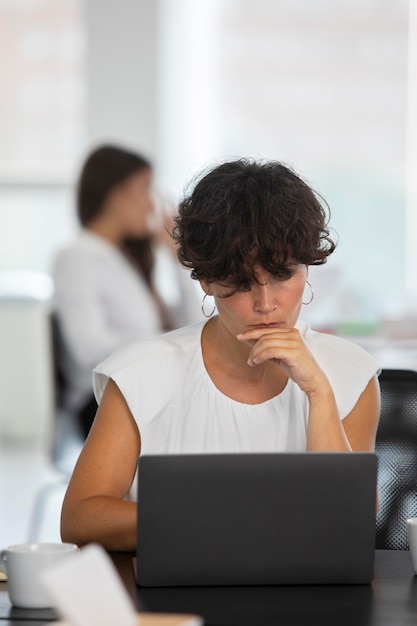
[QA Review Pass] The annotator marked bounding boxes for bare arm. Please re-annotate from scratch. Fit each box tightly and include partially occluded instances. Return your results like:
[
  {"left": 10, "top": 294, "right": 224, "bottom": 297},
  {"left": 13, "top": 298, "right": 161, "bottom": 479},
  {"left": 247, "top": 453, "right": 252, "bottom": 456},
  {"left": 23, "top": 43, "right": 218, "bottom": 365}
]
[
  {"left": 306, "top": 374, "right": 380, "bottom": 451},
  {"left": 61, "top": 380, "right": 141, "bottom": 551}
]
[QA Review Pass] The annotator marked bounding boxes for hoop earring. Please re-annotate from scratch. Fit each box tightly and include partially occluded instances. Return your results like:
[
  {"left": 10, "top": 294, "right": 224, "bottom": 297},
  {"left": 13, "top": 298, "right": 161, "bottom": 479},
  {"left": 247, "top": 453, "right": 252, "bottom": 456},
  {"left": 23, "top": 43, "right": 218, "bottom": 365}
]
[
  {"left": 302, "top": 280, "right": 314, "bottom": 305},
  {"left": 201, "top": 294, "right": 216, "bottom": 318}
]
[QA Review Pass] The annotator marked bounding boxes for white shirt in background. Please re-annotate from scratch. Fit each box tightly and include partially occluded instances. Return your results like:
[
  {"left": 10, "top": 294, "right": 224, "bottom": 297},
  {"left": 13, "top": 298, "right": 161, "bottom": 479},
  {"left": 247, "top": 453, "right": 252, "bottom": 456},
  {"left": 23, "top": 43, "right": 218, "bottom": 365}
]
[{"left": 53, "top": 229, "right": 202, "bottom": 412}]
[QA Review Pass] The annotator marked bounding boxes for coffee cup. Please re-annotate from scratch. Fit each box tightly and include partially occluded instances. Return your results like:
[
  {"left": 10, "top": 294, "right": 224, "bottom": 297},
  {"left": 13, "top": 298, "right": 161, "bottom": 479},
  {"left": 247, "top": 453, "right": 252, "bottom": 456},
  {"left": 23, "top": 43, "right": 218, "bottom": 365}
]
[
  {"left": 407, "top": 518, "right": 417, "bottom": 574},
  {"left": 0, "top": 542, "right": 78, "bottom": 608}
]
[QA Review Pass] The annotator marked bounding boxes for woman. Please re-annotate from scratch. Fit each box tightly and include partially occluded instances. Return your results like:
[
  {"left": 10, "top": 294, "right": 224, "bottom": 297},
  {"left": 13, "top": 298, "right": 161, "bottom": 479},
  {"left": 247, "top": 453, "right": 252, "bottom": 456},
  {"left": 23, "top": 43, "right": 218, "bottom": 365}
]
[
  {"left": 53, "top": 144, "right": 201, "bottom": 437},
  {"left": 61, "top": 159, "right": 380, "bottom": 550}
]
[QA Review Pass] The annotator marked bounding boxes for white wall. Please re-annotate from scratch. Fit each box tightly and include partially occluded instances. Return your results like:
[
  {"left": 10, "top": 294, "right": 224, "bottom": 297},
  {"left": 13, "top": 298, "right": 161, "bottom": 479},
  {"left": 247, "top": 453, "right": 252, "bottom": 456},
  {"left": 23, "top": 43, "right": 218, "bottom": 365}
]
[
  {"left": 0, "top": 299, "right": 54, "bottom": 441},
  {"left": 84, "top": 0, "right": 158, "bottom": 159}
]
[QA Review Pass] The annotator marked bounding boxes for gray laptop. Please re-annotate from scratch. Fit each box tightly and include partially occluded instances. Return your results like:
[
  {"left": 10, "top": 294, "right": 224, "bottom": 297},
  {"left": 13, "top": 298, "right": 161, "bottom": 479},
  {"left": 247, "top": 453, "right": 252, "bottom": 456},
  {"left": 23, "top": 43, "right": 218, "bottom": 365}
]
[{"left": 136, "top": 452, "right": 377, "bottom": 587}]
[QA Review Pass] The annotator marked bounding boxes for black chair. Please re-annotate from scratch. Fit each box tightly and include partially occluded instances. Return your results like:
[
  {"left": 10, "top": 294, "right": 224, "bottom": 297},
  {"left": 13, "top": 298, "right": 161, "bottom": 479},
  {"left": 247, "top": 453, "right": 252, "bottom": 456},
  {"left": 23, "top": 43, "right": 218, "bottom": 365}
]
[{"left": 375, "top": 368, "right": 417, "bottom": 550}]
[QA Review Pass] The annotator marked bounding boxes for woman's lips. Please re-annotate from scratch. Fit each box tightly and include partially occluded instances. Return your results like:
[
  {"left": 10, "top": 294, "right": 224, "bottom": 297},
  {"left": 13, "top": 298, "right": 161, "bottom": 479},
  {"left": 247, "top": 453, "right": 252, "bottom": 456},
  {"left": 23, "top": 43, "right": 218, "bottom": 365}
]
[{"left": 250, "top": 322, "right": 282, "bottom": 329}]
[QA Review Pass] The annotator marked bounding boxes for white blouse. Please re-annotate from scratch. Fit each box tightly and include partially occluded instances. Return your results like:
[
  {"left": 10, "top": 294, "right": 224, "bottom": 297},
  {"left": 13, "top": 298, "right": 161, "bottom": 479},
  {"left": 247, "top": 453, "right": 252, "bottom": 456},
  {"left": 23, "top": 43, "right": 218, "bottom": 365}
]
[
  {"left": 93, "top": 319, "right": 380, "bottom": 455},
  {"left": 53, "top": 229, "right": 202, "bottom": 411}
]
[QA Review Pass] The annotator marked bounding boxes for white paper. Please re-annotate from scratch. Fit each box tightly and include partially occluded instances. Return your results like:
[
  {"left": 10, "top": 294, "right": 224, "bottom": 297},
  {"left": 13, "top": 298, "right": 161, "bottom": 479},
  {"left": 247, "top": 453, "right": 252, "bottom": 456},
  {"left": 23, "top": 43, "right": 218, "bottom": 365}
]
[{"left": 40, "top": 543, "right": 138, "bottom": 626}]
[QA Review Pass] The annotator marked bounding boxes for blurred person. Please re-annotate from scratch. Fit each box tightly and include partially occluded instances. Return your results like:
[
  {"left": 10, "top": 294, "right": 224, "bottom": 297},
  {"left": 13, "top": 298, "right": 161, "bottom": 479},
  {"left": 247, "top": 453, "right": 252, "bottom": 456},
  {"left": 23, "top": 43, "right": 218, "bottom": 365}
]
[
  {"left": 61, "top": 158, "right": 380, "bottom": 550},
  {"left": 53, "top": 144, "right": 202, "bottom": 438}
]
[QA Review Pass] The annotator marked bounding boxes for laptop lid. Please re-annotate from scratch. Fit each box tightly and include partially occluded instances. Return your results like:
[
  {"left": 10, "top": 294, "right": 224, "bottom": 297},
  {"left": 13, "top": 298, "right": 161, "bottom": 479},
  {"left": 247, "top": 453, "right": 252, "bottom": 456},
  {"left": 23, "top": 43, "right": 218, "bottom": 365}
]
[{"left": 136, "top": 452, "right": 377, "bottom": 587}]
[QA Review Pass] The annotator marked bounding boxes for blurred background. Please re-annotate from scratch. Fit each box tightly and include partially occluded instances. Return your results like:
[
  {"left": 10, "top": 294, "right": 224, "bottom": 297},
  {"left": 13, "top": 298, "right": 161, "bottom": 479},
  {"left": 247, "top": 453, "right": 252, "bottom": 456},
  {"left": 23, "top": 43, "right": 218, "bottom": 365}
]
[{"left": 0, "top": 0, "right": 416, "bottom": 544}]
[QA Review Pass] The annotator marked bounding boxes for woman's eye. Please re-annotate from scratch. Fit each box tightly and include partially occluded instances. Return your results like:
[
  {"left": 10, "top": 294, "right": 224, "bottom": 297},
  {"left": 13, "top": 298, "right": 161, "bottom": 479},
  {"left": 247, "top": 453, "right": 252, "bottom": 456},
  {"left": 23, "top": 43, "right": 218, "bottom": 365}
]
[
  {"left": 217, "top": 290, "right": 236, "bottom": 298},
  {"left": 217, "top": 283, "right": 251, "bottom": 298},
  {"left": 215, "top": 284, "right": 237, "bottom": 298},
  {"left": 271, "top": 269, "right": 294, "bottom": 281}
]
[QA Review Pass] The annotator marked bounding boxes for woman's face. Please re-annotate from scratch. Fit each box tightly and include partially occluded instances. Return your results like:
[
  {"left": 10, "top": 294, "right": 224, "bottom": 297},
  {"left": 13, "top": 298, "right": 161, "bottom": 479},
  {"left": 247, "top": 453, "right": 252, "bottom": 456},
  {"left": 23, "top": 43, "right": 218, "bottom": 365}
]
[
  {"left": 113, "top": 168, "right": 155, "bottom": 238},
  {"left": 201, "top": 264, "right": 308, "bottom": 341}
]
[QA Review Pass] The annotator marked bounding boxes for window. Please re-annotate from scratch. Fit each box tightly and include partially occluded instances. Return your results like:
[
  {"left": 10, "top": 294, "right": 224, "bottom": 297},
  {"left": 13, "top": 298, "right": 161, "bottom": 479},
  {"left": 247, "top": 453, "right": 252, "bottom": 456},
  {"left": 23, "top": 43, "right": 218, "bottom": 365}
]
[
  {"left": 158, "top": 0, "right": 412, "bottom": 329},
  {"left": 0, "top": 0, "right": 86, "bottom": 282}
]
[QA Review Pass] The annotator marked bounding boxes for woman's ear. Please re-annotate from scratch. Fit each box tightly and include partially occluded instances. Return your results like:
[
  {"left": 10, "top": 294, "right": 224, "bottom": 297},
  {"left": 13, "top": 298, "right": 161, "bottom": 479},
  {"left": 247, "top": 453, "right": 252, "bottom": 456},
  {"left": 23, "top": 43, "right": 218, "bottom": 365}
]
[{"left": 199, "top": 280, "right": 213, "bottom": 296}]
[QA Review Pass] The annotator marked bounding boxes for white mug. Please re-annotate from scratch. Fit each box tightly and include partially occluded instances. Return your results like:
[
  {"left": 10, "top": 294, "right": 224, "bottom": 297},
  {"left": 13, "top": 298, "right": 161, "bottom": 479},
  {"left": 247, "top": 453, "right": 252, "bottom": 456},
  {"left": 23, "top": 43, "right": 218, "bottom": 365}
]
[
  {"left": 407, "top": 518, "right": 417, "bottom": 574},
  {"left": 0, "top": 542, "right": 78, "bottom": 608}
]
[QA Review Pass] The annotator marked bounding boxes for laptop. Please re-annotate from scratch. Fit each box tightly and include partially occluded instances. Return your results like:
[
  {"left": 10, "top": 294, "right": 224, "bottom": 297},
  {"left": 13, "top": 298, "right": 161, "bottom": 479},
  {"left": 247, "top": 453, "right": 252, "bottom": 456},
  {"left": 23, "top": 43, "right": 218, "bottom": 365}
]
[{"left": 135, "top": 452, "right": 377, "bottom": 587}]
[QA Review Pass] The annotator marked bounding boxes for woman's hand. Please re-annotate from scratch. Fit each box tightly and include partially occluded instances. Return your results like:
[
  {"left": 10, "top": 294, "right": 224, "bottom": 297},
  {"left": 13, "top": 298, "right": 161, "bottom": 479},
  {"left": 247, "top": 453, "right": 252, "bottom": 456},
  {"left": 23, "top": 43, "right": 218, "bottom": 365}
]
[
  {"left": 238, "top": 326, "right": 380, "bottom": 454},
  {"left": 237, "top": 326, "right": 331, "bottom": 399}
]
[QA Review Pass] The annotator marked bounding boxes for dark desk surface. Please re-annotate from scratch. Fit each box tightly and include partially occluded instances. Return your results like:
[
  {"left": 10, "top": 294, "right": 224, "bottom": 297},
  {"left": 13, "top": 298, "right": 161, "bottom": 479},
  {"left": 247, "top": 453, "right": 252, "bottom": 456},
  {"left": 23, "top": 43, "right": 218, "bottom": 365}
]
[{"left": 1, "top": 550, "right": 416, "bottom": 626}]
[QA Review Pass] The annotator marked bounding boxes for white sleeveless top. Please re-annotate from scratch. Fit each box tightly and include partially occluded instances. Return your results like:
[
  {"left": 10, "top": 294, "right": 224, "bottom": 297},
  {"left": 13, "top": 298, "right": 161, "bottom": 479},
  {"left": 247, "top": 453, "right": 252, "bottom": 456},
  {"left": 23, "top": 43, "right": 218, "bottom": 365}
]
[{"left": 93, "top": 320, "right": 380, "bottom": 455}]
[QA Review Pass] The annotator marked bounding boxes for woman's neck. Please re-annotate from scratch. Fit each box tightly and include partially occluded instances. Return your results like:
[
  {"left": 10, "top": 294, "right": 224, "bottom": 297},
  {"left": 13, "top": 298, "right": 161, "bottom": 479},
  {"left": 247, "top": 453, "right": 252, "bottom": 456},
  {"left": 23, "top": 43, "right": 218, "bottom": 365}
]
[
  {"left": 201, "top": 317, "right": 288, "bottom": 403},
  {"left": 202, "top": 316, "right": 254, "bottom": 374},
  {"left": 85, "top": 217, "right": 123, "bottom": 246}
]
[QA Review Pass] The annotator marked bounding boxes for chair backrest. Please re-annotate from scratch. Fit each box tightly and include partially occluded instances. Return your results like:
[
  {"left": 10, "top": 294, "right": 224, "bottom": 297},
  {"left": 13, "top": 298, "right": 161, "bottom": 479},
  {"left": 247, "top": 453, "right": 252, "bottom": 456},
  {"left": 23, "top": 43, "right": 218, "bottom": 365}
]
[
  {"left": 48, "top": 311, "right": 83, "bottom": 472},
  {"left": 50, "top": 311, "right": 68, "bottom": 409},
  {"left": 375, "top": 368, "right": 417, "bottom": 549}
]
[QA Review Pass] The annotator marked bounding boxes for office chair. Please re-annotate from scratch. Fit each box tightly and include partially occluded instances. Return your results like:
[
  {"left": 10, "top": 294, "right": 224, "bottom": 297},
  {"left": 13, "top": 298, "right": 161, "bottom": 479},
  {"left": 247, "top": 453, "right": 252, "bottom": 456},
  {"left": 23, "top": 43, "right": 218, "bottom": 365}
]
[{"left": 375, "top": 368, "right": 417, "bottom": 550}]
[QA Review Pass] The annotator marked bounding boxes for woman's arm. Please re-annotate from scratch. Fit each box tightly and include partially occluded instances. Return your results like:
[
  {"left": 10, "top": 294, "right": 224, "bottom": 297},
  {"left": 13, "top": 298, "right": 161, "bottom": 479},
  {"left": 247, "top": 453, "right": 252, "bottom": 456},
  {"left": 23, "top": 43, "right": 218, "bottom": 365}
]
[
  {"left": 338, "top": 375, "right": 381, "bottom": 450},
  {"left": 306, "top": 374, "right": 380, "bottom": 451},
  {"left": 60, "top": 380, "right": 141, "bottom": 551}
]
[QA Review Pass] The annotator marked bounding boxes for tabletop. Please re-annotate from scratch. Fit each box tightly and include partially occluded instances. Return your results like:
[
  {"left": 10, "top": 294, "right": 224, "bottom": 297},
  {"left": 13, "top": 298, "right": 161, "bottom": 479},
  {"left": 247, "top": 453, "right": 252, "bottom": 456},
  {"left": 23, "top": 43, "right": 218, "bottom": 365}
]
[{"left": 1, "top": 550, "right": 417, "bottom": 626}]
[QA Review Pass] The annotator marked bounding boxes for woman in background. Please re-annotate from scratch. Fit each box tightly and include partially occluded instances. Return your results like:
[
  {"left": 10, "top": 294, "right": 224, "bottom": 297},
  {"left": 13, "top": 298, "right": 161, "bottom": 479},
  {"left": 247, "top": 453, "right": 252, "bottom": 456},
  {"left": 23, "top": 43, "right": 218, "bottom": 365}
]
[
  {"left": 61, "top": 158, "right": 380, "bottom": 550},
  {"left": 53, "top": 144, "right": 201, "bottom": 438}
]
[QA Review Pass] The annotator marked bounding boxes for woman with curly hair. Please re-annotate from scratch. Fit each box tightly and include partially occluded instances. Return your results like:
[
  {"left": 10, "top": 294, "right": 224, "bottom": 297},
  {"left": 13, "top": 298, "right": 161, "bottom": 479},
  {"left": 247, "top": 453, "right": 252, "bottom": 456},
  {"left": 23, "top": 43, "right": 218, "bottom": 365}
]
[{"left": 61, "top": 159, "right": 380, "bottom": 551}]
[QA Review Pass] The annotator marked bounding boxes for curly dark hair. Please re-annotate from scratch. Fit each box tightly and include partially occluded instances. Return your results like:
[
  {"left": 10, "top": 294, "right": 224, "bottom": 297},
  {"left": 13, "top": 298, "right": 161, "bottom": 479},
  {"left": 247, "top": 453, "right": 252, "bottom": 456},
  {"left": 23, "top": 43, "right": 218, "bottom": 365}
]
[{"left": 173, "top": 159, "right": 336, "bottom": 289}]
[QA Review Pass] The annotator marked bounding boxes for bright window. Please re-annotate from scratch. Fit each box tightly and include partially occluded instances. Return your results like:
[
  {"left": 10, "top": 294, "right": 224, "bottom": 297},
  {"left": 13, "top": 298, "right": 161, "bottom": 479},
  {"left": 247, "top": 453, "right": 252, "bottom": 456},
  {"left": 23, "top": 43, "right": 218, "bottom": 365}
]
[
  {"left": 0, "top": 0, "right": 85, "bottom": 281},
  {"left": 158, "top": 0, "right": 411, "bottom": 329}
]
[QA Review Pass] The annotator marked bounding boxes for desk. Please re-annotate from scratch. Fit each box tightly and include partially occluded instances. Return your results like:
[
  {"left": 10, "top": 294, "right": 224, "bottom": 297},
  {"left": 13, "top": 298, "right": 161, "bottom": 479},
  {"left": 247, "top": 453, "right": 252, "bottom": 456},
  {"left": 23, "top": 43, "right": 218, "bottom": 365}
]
[{"left": 1, "top": 550, "right": 416, "bottom": 626}]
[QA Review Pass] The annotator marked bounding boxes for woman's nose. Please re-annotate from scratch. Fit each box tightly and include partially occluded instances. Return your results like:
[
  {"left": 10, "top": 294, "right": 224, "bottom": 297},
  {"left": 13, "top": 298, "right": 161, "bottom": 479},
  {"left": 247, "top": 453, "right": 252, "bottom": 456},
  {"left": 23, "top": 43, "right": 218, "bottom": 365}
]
[{"left": 253, "top": 284, "right": 277, "bottom": 313}]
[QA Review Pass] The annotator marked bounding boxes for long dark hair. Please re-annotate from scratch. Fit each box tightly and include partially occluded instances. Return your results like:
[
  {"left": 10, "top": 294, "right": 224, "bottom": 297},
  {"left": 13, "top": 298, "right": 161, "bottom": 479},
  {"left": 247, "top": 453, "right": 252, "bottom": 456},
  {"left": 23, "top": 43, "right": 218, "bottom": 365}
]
[{"left": 77, "top": 144, "right": 154, "bottom": 286}]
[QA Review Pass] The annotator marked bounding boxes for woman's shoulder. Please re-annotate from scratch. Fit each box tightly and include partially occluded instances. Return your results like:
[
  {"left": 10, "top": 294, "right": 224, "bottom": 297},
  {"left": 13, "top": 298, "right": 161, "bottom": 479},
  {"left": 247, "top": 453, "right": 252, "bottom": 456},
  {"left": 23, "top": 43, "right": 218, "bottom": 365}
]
[
  {"left": 297, "top": 320, "right": 380, "bottom": 370},
  {"left": 54, "top": 232, "right": 132, "bottom": 290},
  {"left": 102, "top": 321, "right": 205, "bottom": 363},
  {"left": 296, "top": 320, "right": 380, "bottom": 419},
  {"left": 55, "top": 231, "right": 113, "bottom": 264},
  {"left": 54, "top": 232, "right": 100, "bottom": 279},
  {"left": 93, "top": 321, "right": 206, "bottom": 400}
]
